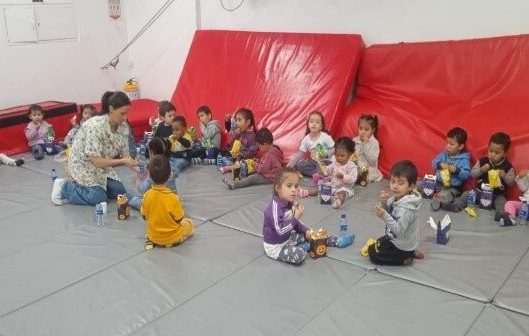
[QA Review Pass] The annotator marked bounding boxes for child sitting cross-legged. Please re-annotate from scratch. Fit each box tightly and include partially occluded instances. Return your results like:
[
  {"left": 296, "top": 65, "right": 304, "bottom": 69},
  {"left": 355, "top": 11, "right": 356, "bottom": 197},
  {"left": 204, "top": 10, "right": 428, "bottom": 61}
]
[
  {"left": 222, "top": 127, "right": 283, "bottom": 190},
  {"left": 141, "top": 154, "right": 194, "bottom": 250}
]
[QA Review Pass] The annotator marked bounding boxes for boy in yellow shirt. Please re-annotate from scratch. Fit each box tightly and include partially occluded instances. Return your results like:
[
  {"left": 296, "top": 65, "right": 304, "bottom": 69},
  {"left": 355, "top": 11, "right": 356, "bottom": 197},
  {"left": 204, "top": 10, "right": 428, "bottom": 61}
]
[{"left": 141, "top": 154, "right": 194, "bottom": 250}]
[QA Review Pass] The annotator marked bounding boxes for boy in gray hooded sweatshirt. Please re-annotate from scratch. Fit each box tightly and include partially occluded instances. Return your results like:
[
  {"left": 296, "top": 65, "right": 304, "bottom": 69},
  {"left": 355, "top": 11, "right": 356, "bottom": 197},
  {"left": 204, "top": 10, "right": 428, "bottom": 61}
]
[
  {"left": 370, "top": 160, "right": 424, "bottom": 265},
  {"left": 191, "top": 105, "right": 222, "bottom": 164}
]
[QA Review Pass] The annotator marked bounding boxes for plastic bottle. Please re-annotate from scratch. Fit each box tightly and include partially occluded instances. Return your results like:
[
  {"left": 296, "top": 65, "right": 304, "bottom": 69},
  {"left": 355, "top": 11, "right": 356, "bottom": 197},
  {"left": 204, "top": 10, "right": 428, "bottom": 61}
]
[
  {"left": 216, "top": 153, "right": 223, "bottom": 166},
  {"left": 467, "top": 189, "right": 477, "bottom": 206},
  {"left": 51, "top": 168, "right": 57, "bottom": 181},
  {"left": 230, "top": 117, "right": 237, "bottom": 133},
  {"left": 517, "top": 201, "right": 528, "bottom": 225},
  {"left": 240, "top": 159, "right": 248, "bottom": 178},
  {"left": 339, "top": 213, "right": 348, "bottom": 237},
  {"left": 95, "top": 203, "right": 104, "bottom": 226}
]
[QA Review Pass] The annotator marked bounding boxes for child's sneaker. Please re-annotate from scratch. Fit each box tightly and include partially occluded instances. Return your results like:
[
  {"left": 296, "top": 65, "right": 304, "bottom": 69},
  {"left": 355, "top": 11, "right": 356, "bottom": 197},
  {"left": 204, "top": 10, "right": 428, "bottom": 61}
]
[
  {"left": 430, "top": 198, "right": 441, "bottom": 211},
  {"left": 222, "top": 178, "right": 235, "bottom": 190},
  {"left": 331, "top": 196, "right": 342, "bottom": 209},
  {"left": 296, "top": 188, "right": 309, "bottom": 198},
  {"left": 51, "top": 178, "right": 66, "bottom": 205},
  {"left": 191, "top": 158, "right": 202, "bottom": 164},
  {"left": 299, "top": 241, "right": 311, "bottom": 252},
  {"left": 500, "top": 217, "right": 517, "bottom": 227},
  {"left": 144, "top": 238, "right": 155, "bottom": 250},
  {"left": 335, "top": 234, "right": 355, "bottom": 248},
  {"left": 15, "top": 159, "right": 24, "bottom": 166},
  {"left": 219, "top": 166, "right": 232, "bottom": 173}
]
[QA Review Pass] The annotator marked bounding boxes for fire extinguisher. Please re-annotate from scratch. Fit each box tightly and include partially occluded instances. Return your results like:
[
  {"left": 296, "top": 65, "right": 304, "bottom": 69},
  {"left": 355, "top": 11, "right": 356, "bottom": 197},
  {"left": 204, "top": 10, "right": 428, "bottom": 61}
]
[{"left": 124, "top": 78, "right": 139, "bottom": 100}]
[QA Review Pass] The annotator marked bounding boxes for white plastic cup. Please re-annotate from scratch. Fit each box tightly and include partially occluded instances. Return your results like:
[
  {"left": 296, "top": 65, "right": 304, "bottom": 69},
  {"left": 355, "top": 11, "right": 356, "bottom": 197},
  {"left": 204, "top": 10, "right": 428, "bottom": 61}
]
[{"left": 100, "top": 202, "right": 108, "bottom": 214}]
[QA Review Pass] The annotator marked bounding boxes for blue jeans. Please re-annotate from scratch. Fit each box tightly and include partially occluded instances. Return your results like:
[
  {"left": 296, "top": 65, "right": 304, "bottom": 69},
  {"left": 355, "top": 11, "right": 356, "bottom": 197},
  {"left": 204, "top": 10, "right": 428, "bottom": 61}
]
[
  {"left": 61, "top": 178, "right": 127, "bottom": 206},
  {"left": 31, "top": 143, "right": 60, "bottom": 160},
  {"left": 170, "top": 158, "right": 190, "bottom": 176}
]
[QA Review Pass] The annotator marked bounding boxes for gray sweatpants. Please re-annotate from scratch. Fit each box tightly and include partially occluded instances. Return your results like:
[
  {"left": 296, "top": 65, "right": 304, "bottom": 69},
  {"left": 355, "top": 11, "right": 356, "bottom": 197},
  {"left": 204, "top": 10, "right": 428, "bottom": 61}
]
[{"left": 232, "top": 173, "right": 269, "bottom": 189}]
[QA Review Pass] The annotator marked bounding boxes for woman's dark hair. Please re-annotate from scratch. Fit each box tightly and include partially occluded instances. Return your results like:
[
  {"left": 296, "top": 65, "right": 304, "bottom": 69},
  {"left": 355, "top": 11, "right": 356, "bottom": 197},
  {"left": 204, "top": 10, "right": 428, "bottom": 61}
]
[
  {"left": 273, "top": 167, "right": 299, "bottom": 196},
  {"left": 100, "top": 91, "right": 114, "bottom": 115},
  {"left": 358, "top": 114, "right": 379, "bottom": 138},
  {"left": 108, "top": 91, "right": 131, "bottom": 110},
  {"left": 197, "top": 105, "right": 211, "bottom": 116},
  {"left": 28, "top": 104, "right": 44, "bottom": 115},
  {"left": 148, "top": 137, "right": 171, "bottom": 157},
  {"left": 235, "top": 108, "right": 257, "bottom": 133},
  {"left": 334, "top": 137, "right": 355, "bottom": 154},
  {"left": 305, "top": 111, "right": 327, "bottom": 135}
]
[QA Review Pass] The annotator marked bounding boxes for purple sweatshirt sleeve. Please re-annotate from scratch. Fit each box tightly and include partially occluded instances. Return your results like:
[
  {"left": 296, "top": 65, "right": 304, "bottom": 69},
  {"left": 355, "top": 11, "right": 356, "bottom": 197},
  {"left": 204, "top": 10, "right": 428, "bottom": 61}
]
[{"left": 239, "top": 131, "right": 258, "bottom": 159}]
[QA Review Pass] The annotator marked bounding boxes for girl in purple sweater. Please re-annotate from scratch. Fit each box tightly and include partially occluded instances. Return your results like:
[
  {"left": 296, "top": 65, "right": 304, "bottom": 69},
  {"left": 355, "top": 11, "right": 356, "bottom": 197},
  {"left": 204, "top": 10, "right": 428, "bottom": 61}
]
[
  {"left": 262, "top": 167, "right": 354, "bottom": 265},
  {"left": 220, "top": 108, "right": 258, "bottom": 173},
  {"left": 223, "top": 128, "right": 283, "bottom": 189}
]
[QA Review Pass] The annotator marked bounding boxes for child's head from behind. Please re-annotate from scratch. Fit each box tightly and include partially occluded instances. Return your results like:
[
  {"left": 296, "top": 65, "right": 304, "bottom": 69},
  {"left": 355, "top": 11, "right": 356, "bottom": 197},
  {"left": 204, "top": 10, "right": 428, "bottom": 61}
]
[
  {"left": 148, "top": 137, "right": 170, "bottom": 158},
  {"left": 197, "top": 105, "right": 212, "bottom": 125},
  {"left": 273, "top": 167, "right": 300, "bottom": 203},
  {"left": 446, "top": 127, "right": 467, "bottom": 156},
  {"left": 305, "top": 111, "right": 325, "bottom": 135},
  {"left": 159, "top": 101, "right": 176, "bottom": 125},
  {"left": 80, "top": 104, "right": 97, "bottom": 122},
  {"left": 358, "top": 114, "right": 378, "bottom": 140},
  {"left": 149, "top": 154, "right": 171, "bottom": 185},
  {"left": 256, "top": 127, "right": 274, "bottom": 152},
  {"left": 172, "top": 115, "right": 187, "bottom": 135},
  {"left": 488, "top": 132, "right": 511, "bottom": 164},
  {"left": 234, "top": 108, "right": 256, "bottom": 133},
  {"left": 389, "top": 160, "right": 418, "bottom": 199},
  {"left": 334, "top": 137, "right": 355, "bottom": 165},
  {"left": 28, "top": 104, "right": 44, "bottom": 124}
]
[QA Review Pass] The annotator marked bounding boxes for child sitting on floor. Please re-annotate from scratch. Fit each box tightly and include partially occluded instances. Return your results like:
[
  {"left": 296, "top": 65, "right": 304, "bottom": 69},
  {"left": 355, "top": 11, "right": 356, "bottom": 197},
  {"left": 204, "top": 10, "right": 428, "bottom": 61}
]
[
  {"left": 128, "top": 137, "right": 177, "bottom": 210},
  {"left": 297, "top": 137, "right": 358, "bottom": 209},
  {"left": 153, "top": 101, "right": 175, "bottom": 139},
  {"left": 429, "top": 127, "right": 471, "bottom": 212},
  {"left": 190, "top": 105, "right": 222, "bottom": 164},
  {"left": 287, "top": 111, "right": 334, "bottom": 177},
  {"left": 169, "top": 116, "right": 193, "bottom": 176},
  {"left": 262, "top": 167, "right": 353, "bottom": 265},
  {"left": 63, "top": 104, "right": 97, "bottom": 146},
  {"left": 0, "top": 153, "right": 24, "bottom": 167},
  {"left": 495, "top": 169, "right": 529, "bottom": 226},
  {"left": 353, "top": 114, "right": 383, "bottom": 183},
  {"left": 141, "top": 154, "right": 194, "bottom": 250},
  {"left": 24, "top": 104, "right": 60, "bottom": 160},
  {"left": 456, "top": 132, "right": 515, "bottom": 212},
  {"left": 220, "top": 108, "right": 258, "bottom": 171},
  {"left": 370, "top": 160, "right": 424, "bottom": 266},
  {"left": 222, "top": 127, "right": 283, "bottom": 190}
]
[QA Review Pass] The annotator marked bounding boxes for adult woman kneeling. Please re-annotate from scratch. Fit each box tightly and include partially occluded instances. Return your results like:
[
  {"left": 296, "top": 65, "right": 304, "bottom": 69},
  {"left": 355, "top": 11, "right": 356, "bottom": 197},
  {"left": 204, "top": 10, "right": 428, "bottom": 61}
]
[{"left": 51, "top": 91, "right": 137, "bottom": 205}]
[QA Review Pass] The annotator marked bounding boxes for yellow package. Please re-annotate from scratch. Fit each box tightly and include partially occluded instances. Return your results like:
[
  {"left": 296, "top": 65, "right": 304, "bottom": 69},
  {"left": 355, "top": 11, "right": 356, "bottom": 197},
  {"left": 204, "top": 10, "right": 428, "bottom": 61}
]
[
  {"left": 246, "top": 159, "right": 256, "bottom": 174},
  {"left": 488, "top": 169, "right": 502, "bottom": 188},
  {"left": 440, "top": 168, "right": 451, "bottom": 188},
  {"left": 229, "top": 139, "right": 241, "bottom": 157}
]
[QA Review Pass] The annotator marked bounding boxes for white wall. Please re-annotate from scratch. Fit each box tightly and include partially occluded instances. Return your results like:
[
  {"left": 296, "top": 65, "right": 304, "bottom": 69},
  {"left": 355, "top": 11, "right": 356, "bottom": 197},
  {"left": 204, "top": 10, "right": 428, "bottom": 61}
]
[
  {"left": 123, "top": 0, "right": 196, "bottom": 102},
  {"left": 0, "top": 1, "right": 131, "bottom": 109},
  {"left": 199, "top": 0, "right": 529, "bottom": 45}
]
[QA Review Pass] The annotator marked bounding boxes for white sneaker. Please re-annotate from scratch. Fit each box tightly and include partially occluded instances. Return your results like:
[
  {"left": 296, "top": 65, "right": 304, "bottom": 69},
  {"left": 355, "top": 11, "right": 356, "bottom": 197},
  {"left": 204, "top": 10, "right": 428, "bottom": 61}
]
[{"left": 51, "top": 178, "right": 66, "bottom": 205}]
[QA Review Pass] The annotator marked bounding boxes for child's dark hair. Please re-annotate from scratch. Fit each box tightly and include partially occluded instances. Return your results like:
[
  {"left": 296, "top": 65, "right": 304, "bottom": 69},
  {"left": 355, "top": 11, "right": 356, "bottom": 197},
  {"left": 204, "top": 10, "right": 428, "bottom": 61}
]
[
  {"left": 158, "top": 100, "right": 176, "bottom": 117},
  {"left": 447, "top": 127, "right": 468, "bottom": 146},
  {"left": 489, "top": 132, "right": 511, "bottom": 152},
  {"left": 81, "top": 104, "right": 97, "bottom": 113},
  {"left": 359, "top": 114, "right": 378, "bottom": 138},
  {"left": 390, "top": 160, "right": 418, "bottom": 186},
  {"left": 28, "top": 104, "right": 43, "bottom": 115},
  {"left": 235, "top": 108, "right": 257, "bottom": 133},
  {"left": 305, "top": 111, "right": 327, "bottom": 135},
  {"left": 148, "top": 137, "right": 171, "bottom": 157},
  {"left": 173, "top": 115, "right": 187, "bottom": 128},
  {"left": 100, "top": 91, "right": 114, "bottom": 114},
  {"left": 149, "top": 154, "right": 171, "bottom": 185},
  {"left": 196, "top": 105, "right": 211, "bottom": 116},
  {"left": 334, "top": 137, "right": 355, "bottom": 154},
  {"left": 273, "top": 167, "right": 299, "bottom": 196},
  {"left": 256, "top": 127, "right": 274, "bottom": 145}
]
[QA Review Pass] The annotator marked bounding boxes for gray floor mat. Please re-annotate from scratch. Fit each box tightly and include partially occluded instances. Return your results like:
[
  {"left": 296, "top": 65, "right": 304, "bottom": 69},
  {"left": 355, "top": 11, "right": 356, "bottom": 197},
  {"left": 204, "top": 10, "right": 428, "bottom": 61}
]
[
  {"left": 467, "top": 305, "right": 529, "bottom": 336},
  {"left": 0, "top": 223, "right": 260, "bottom": 335},
  {"left": 493, "top": 248, "right": 529, "bottom": 315},
  {"left": 133, "top": 256, "right": 367, "bottom": 336},
  {"left": 377, "top": 207, "right": 529, "bottom": 302},
  {"left": 296, "top": 271, "right": 483, "bottom": 336}
]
